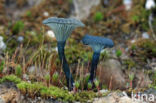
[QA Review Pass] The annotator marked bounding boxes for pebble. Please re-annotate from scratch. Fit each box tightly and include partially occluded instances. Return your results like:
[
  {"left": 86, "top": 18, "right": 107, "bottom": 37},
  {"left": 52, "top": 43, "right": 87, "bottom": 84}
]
[
  {"left": 145, "top": 0, "right": 155, "bottom": 10},
  {"left": 43, "top": 11, "right": 49, "bottom": 17},
  {"left": 99, "top": 89, "right": 109, "bottom": 94},
  {"left": 131, "top": 39, "right": 136, "bottom": 43},
  {"left": 142, "top": 32, "right": 149, "bottom": 39},
  {"left": 0, "top": 36, "right": 6, "bottom": 51},
  {"left": 17, "top": 36, "right": 24, "bottom": 42},
  {"left": 46, "top": 30, "right": 55, "bottom": 38},
  {"left": 123, "top": 0, "right": 132, "bottom": 10}
]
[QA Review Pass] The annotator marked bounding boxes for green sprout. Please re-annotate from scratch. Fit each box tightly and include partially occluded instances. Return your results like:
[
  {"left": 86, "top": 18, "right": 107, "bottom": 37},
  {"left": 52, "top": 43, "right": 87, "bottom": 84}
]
[
  {"left": 85, "top": 74, "right": 90, "bottom": 83},
  {"left": 26, "top": 11, "right": 32, "bottom": 17},
  {"left": 15, "top": 65, "right": 22, "bottom": 77},
  {"left": 87, "top": 82, "right": 92, "bottom": 90},
  {"left": 12, "top": 20, "right": 24, "bottom": 34},
  {"left": 116, "top": 49, "right": 122, "bottom": 57},
  {"left": 94, "top": 79, "right": 100, "bottom": 88},
  {"left": 45, "top": 74, "right": 50, "bottom": 86},
  {"left": 75, "top": 81, "right": 80, "bottom": 89},
  {"left": 93, "top": 12, "right": 104, "bottom": 22},
  {"left": 52, "top": 72, "right": 59, "bottom": 82},
  {"left": 0, "top": 60, "right": 5, "bottom": 73},
  {"left": 129, "top": 74, "right": 134, "bottom": 81},
  {"left": 129, "top": 73, "right": 134, "bottom": 88}
]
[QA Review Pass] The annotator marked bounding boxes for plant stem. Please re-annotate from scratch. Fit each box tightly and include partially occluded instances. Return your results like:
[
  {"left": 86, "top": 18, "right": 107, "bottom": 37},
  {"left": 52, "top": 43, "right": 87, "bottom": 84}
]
[
  {"left": 89, "top": 52, "right": 100, "bottom": 82},
  {"left": 57, "top": 41, "right": 74, "bottom": 90}
]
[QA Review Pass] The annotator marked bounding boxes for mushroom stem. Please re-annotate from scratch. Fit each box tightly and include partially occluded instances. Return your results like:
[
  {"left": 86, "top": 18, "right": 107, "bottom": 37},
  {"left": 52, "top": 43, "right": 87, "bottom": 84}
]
[
  {"left": 57, "top": 41, "right": 74, "bottom": 90},
  {"left": 89, "top": 52, "right": 100, "bottom": 82}
]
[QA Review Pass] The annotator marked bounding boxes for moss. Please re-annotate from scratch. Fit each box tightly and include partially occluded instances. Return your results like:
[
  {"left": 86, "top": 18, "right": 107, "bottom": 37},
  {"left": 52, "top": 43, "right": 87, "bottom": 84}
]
[
  {"left": 65, "top": 39, "right": 92, "bottom": 64},
  {"left": 15, "top": 65, "right": 22, "bottom": 77},
  {"left": 93, "top": 12, "right": 104, "bottom": 22},
  {"left": 0, "top": 75, "right": 21, "bottom": 84},
  {"left": 12, "top": 20, "right": 24, "bottom": 34},
  {"left": 0, "top": 60, "right": 5, "bottom": 73},
  {"left": 74, "top": 91, "right": 96, "bottom": 102},
  {"left": 123, "top": 59, "right": 136, "bottom": 70},
  {"left": 130, "top": 39, "right": 156, "bottom": 62},
  {"left": 116, "top": 49, "right": 122, "bottom": 57},
  {"left": 0, "top": 75, "right": 98, "bottom": 102},
  {"left": 129, "top": 0, "right": 151, "bottom": 31}
]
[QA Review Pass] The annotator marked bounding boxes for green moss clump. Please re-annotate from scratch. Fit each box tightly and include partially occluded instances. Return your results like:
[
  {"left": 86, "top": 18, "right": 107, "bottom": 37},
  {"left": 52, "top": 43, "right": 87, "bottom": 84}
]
[
  {"left": 116, "top": 49, "right": 122, "bottom": 57},
  {"left": 93, "top": 12, "right": 104, "bottom": 22},
  {"left": 0, "top": 60, "right": 5, "bottom": 73},
  {"left": 74, "top": 91, "right": 96, "bottom": 102},
  {"left": 130, "top": 39, "right": 156, "bottom": 61},
  {"left": 129, "top": 0, "right": 151, "bottom": 31},
  {"left": 0, "top": 75, "right": 21, "bottom": 84},
  {"left": 12, "top": 20, "right": 24, "bottom": 34},
  {"left": 15, "top": 65, "right": 22, "bottom": 77},
  {"left": 0, "top": 75, "right": 97, "bottom": 102},
  {"left": 123, "top": 59, "right": 136, "bottom": 70}
]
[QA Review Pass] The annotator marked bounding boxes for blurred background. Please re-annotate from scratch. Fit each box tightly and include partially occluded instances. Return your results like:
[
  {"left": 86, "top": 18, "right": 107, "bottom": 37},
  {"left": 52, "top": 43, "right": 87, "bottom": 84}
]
[{"left": 0, "top": 0, "right": 156, "bottom": 102}]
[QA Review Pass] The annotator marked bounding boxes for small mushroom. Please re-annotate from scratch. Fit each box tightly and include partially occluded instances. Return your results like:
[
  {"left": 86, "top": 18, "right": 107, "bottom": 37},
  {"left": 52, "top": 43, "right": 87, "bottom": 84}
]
[
  {"left": 82, "top": 34, "right": 114, "bottom": 82},
  {"left": 43, "top": 17, "right": 84, "bottom": 90}
]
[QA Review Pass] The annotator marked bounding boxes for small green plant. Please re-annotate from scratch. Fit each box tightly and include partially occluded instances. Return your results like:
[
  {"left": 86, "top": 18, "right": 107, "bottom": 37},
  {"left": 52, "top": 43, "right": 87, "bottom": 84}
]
[
  {"left": 17, "top": 81, "right": 28, "bottom": 94},
  {"left": 26, "top": 11, "right": 32, "bottom": 17},
  {"left": 93, "top": 12, "right": 104, "bottom": 22},
  {"left": 0, "top": 60, "right": 5, "bottom": 74},
  {"left": 52, "top": 72, "right": 59, "bottom": 82},
  {"left": 45, "top": 74, "right": 50, "bottom": 86},
  {"left": 87, "top": 82, "right": 92, "bottom": 90},
  {"left": 116, "top": 49, "right": 122, "bottom": 57},
  {"left": 131, "top": 44, "right": 136, "bottom": 50},
  {"left": 129, "top": 74, "right": 134, "bottom": 88},
  {"left": 15, "top": 65, "right": 22, "bottom": 77},
  {"left": 94, "top": 79, "right": 100, "bottom": 91},
  {"left": 12, "top": 20, "right": 24, "bottom": 34},
  {"left": 68, "top": 0, "right": 73, "bottom": 4},
  {"left": 132, "top": 15, "right": 139, "bottom": 23},
  {"left": 85, "top": 74, "right": 90, "bottom": 83},
  {"left": 123, "top": 59, "right": 136, "bottom": 70},
  {"left": 0, "top": 75, "right": 21, "bottom": 84},
  {"left": 74, "top": 81, "right": 80, "bottom": 92}
]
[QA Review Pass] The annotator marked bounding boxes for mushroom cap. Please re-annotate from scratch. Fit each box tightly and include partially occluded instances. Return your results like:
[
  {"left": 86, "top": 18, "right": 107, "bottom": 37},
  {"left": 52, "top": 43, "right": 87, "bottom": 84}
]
[
  {"left": 43, "top": 17, "right": 84, "bottom": 42},
  {"left": 82, "top": 34, "right": 114, "bottom": 52},
  {"left": 43, "top": 17, "right": 84, "bottom": 26}
]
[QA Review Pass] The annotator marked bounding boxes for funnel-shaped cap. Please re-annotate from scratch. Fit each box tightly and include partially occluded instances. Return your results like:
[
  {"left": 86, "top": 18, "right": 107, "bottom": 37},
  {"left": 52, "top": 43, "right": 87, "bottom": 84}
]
[
  {"left": 43, "top": 17, "right": 85, "bottom": 41},
  {"left": 82, "top": 34, "right": 114, "bottom": 52}
]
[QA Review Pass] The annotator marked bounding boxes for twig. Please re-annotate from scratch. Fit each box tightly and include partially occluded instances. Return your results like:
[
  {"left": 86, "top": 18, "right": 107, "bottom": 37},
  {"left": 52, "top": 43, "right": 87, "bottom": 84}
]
[{"left": 148, "top": 13, "right": 156, "bottom": 40}]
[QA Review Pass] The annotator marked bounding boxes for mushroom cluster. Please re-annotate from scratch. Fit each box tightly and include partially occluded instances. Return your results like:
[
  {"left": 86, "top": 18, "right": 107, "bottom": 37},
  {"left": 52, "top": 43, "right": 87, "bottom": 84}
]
[{"left": 43, "top": 17, "right": 114, "bottom": 90}]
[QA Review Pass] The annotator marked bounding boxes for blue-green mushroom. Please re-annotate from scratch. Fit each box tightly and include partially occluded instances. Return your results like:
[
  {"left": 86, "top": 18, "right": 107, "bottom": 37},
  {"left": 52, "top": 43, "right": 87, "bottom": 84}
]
[
  {"left": 82, "top": 34, "right": 114, "bottom": 83},
  {"left": 43, "top": 17, "right": 84, "bottom": 90}
]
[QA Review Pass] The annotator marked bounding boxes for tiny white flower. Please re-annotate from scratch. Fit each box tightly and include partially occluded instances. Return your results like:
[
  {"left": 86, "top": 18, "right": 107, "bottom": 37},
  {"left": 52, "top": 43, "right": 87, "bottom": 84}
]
[
  {"left": 145, "top": 0, "right": 155, "bottom": 10},
  {"left": 46, "top": 30, "right": 55, "bottom": 38}
]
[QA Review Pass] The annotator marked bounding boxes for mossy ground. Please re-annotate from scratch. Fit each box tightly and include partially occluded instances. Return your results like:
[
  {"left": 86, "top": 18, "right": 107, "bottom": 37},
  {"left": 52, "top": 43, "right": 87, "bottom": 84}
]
[{"left": 0, "top": 75, "right": 102, "bottom": 102}]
